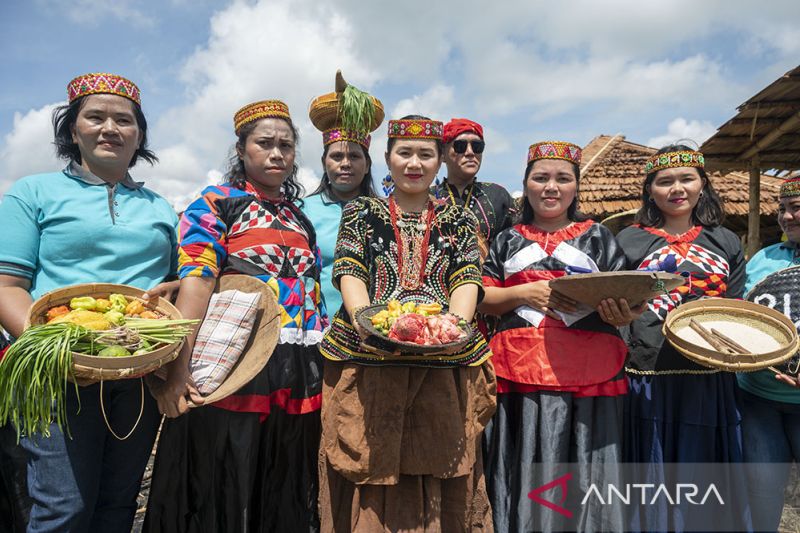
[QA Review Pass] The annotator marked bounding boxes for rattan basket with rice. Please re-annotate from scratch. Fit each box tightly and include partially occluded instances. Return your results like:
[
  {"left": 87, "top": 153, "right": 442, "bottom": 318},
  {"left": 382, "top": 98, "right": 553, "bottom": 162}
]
[
  {"left": 26, "top": 283, "right": 185, "bottom": 383},
  {"left": 308, "top": 70, "right": 384, "bottom": 132},
  {"left": 663, "top": 298, "right": 799, "bottom": 372}
]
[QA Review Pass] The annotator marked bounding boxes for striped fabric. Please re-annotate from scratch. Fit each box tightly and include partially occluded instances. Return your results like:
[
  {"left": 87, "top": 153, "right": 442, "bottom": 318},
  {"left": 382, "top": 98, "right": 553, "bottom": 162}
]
[{"left": 190, "top": 289, "right": 261, "bottom": 395}]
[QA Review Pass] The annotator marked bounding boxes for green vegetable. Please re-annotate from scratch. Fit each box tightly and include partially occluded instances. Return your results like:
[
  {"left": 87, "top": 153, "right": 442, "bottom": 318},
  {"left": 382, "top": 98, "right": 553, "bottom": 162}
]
[
  {"left": 69, "top": 297, "right": 96, "bottom": 311},
  {"left": 104, "top": 310, "right": 124, "bottom": 325},
  {"left": 132, "top": 348, "right": 151, "bottom": 356},
  {"left": 340, "top": 84, "right": 376, "bottom": 134},
  {"left": 0, "top": 323, "right": 84, "bottom": 440},
  {"left": 97, "top": 345, "right": 130, "bottom": 358},
  {"left": 109, "top": 294, "right": 128, "bottom": 313},
  {"left": 0, "top": 316, "right": 199, "bottom": 441}
]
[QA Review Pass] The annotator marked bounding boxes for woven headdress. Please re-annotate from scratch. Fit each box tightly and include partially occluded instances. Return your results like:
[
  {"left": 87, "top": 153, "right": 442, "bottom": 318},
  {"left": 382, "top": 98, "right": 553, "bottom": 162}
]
[
  {"left": 527, "top": 141, "right": 582, "bottom": 165},
  {"left": 309, "top": 71, "right": 384, "bottom": 149},
  {"left": 67, "top": 73, "right": 141, "bottom": 105},
  {"left": 233, "top": 100, "right": 291, "bottom": 135}
]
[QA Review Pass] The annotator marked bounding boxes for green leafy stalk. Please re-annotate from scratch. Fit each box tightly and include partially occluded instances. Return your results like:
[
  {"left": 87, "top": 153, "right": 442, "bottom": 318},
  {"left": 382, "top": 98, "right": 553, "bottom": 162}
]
[
  {"left": 339, "top": 84, "right": 375, "bottom": 133},
  {"left": 0, "top": 318, "right": 198, "bottom": 441}
]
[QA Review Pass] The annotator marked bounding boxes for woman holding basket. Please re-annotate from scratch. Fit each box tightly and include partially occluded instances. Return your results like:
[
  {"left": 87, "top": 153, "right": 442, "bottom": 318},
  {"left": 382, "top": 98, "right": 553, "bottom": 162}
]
[{"left": 0, "top": 73, "right": 178, "bottom": 533}]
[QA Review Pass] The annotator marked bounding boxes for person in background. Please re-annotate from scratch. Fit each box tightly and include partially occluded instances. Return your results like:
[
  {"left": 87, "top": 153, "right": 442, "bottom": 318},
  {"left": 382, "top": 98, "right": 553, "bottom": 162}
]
[
  {"left": 303, "top": 73, "right": 382, "bottom": 314},
  {"left": 433, "top": 118, "right": 514, "bottom": 259},
  {"left": 740, "top": 175, "right": 800, "bottom": 532},
  {"left": 0, "top": 73, "right": 177, "bottom": 533}
]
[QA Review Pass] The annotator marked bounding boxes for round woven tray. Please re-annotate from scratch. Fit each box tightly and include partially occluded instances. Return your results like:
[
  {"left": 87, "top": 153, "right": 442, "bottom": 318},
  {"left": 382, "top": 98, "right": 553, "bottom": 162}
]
[
  {"left": 27, "top": 283, "right": 184, "bottom": 383},
  {"left": 663, "top": 298, "right": 799, "bottom": 372},
  {"left": 355, "top": 304, "right": 474, "bottom": 355}
]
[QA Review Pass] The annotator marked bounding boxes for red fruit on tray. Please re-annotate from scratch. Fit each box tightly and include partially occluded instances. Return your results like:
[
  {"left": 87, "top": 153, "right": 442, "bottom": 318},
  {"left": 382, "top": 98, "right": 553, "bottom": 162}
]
[
  {"left": 387, "top": 312, "right": 466, "bottom": 346},
  {"left": 389, "top": 313, "right": 427, "bottom": 342}
]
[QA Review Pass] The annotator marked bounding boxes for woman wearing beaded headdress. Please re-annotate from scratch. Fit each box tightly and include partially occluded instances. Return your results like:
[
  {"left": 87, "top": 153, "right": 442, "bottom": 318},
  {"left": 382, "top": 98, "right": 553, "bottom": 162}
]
[
  {"left": 318, "top": 115, "right": 495, "bottom": 531},
  {"left": 616, "top": 144, "right": 750, "bottom": 531},
  {"left": 0, "top": 73, "right": 177, "bottom": 532},
  {"left": 479, "top": 141, "right": 632, "bottom": 532},
  {"left": 302, "top": 71, "right": 381, "bottom": 315},
  {"left": 739, "top": 176, "right": 800, "bottom": 532},
  {"left": 144, "top": 100, "right": 326, "bottom": 532}
]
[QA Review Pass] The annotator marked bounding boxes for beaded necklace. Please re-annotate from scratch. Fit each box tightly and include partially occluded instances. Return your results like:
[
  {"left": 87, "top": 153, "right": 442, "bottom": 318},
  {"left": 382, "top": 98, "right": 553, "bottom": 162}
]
[
  {"left": 389, "top": 196, "right": 435, "bottom": 290},
  {"left": 446, "top": 180, "right": 475, "bottom": 209}
]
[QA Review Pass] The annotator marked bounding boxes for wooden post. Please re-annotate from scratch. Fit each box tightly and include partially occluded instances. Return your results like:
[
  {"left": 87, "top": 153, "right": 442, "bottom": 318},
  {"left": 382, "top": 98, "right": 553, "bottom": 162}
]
[{"left": 747, "top": 161, "right": 761, "bottom": 258}]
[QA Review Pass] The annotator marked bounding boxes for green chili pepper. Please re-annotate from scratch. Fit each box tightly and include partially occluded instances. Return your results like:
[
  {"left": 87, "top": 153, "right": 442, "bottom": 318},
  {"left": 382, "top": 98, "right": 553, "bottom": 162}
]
[
  {"left": 108, "top": 294, "right": 128, "bottom": 314},
  {"left": 69, "top": 297, "right": 97, "bottom": 311},
  {"left": 104, "top": 310, "right": 124, "bottom": 325}
]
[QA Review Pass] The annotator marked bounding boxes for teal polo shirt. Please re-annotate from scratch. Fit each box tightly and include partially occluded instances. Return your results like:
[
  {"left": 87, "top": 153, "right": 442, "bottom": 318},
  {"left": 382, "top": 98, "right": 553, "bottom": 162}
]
[
  {"left": 0, "top": 164, "right": 178, "bottom": 300},
  {"left": 739, "top": 241, "right": 800, "bottom": 403},
  {"left": 301, "top": 192, "right": 346, "bottom": 315}
]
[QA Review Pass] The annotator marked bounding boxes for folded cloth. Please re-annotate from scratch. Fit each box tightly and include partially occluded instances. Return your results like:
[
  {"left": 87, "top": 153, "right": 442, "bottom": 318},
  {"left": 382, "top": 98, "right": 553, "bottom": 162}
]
[{"left": 190, "top": 289, "right": 261, "bottom": 395}]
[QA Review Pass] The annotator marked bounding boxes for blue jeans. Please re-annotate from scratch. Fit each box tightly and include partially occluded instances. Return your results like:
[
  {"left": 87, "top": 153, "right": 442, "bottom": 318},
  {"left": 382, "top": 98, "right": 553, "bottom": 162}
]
[
  {"left": 20, "top": 379, "right": 160, "bottom": 533},
  {"left": 741, "top": 389, "right": 800, "bottom": 533}
]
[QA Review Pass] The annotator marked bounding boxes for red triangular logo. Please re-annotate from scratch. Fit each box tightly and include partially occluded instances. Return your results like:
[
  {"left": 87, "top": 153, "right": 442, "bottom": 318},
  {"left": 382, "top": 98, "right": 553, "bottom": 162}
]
[{"left": 527, "top": 472, "right": 573, "bottom": 518}]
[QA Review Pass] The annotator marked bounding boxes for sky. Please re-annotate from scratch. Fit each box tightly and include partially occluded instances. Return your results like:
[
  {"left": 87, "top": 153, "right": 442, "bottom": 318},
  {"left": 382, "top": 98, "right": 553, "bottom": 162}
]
[{"left": 1, "top": 0, "right": 799, "bottom": 208}]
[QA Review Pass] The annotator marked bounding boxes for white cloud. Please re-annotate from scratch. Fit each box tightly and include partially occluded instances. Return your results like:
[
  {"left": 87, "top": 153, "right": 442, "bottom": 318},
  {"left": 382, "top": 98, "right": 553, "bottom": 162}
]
[
  {"left": 145, "top": 0, "right": 387, "bottom": 208},
  {"left": 646, "top": 118, "right": 718, "bottom": 149},
  {"left": 0, "top": 103, "right": 64, "bottom": 194},
  {"left": 392, "top": 85, "right": 456, "bottom": 121}
]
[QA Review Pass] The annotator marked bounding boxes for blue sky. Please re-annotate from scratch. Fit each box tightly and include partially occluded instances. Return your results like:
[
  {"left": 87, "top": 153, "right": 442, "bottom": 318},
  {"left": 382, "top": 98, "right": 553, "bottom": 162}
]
[{"left": 1, "top": 0, "right": 799, "bottom": 207}]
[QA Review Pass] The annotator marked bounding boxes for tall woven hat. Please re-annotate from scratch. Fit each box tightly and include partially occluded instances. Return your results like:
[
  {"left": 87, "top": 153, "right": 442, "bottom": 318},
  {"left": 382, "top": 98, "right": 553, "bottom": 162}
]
[{"left": 308, "top": 70, "right": 384, "bottom": 148}]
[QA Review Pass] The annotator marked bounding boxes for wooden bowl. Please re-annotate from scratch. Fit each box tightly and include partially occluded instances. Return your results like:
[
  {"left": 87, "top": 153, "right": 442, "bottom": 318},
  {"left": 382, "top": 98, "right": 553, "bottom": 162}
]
[
  {"left": 663, "top": 298, "right": 799, "bottom": 372},
  {"left": 355, "top": 304, "right": 474, "bottom": 355},
  {"left": 27, "top": 283, "right": 185, "bottom": 382},
  {"left": 549, "top": 271, "right": 685, "bottom": 308}
]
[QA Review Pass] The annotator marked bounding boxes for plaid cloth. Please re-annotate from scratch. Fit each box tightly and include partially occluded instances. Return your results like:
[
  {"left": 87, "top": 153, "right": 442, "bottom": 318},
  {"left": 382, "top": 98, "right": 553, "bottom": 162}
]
[{"left": 191, "top": 289, "right": 261, "bottom": 395}]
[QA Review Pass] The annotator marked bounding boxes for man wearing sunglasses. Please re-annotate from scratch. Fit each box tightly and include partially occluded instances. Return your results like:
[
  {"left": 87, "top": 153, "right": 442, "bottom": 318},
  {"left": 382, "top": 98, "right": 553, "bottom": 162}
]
[{"left": 433, "top": 118, "right": 515, "bottom": 257}]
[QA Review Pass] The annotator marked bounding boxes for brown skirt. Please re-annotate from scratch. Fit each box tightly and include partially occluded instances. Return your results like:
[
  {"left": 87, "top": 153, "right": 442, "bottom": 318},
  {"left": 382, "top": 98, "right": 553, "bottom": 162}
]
[{"left": 318, "top": 361, "right": 496, "bottom": 532}]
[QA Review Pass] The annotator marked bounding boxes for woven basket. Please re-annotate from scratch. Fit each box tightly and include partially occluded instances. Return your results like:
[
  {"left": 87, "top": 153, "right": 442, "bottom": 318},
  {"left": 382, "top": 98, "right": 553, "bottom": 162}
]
[
  {"left": 308, "top": 71, "right": 384, "bottom": 132},
  {"left": 549, "top": 271, "right": 685, "bottom": 308},
  {"left": 663, "top": 298, "right": 799, "bottom": 372},
  {"left": 27, "top": 283, "right": 184, "bottom": 383}
]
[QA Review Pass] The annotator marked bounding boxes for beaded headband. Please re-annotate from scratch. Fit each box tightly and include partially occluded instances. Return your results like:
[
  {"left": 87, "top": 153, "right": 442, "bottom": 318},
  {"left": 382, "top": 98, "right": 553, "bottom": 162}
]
[
  {"left": 780, "top": 177, "right": 800, "bottom": 199},
  {"left": 645, "top": 150, "right": 705, "bottom": 174},
  {"left": 322, "top": 128, "right": 371, "bottom": 149},
  {"left": 527, "top": 141, "right": 582, "bottom": 165},
  {"left": 67, "top": 73, "right": 141, "bottom": 105},
  {"left": 234, "top": 100, "right": 291, "bottom": 134},
  {"left": 387, "top": 119, "right": 444, "bottom": 140}
]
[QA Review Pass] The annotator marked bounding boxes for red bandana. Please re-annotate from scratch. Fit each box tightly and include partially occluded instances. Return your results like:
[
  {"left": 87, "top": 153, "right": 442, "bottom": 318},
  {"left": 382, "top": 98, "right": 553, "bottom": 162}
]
[{"left": 443, "top": 118, "right": 484, "bottom": 143}]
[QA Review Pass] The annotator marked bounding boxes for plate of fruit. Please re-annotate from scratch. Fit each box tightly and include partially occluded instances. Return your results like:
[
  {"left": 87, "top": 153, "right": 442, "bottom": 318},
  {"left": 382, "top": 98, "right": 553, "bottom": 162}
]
[{"left": 356, "top": 300, "right": 475, "bottom": 354}]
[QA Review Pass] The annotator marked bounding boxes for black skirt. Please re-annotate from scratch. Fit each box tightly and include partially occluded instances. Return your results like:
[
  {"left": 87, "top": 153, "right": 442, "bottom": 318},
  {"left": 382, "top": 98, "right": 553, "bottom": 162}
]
[{"left": 143, "top": 342, "right": 322, "bottom": 533}]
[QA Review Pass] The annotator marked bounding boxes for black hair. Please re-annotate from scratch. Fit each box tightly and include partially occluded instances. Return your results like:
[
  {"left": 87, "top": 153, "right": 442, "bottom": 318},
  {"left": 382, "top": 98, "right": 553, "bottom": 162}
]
[
  {"left": 634, "top": 144, "right": 724, "bottom": 228},
  {"left": 520, "top": 159, "right": 588, "bottom": 225},
  {"left": 52, "top": 96, "right": 157, "bottom": 167},
  {"left": 311, "top": 142, "right": 377, "bottom": 200},
  {"left": 224, "top": 116, "right": 304, "bottom": 205},
  {"left": 386, "top": 114, "right": 444, "bottom": 157}
]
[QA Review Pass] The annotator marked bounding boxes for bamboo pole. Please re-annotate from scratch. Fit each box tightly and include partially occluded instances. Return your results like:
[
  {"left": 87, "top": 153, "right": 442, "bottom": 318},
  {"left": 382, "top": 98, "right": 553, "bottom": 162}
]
[{"left": 747, "top": 160, "right": 761, "bottom": 258}]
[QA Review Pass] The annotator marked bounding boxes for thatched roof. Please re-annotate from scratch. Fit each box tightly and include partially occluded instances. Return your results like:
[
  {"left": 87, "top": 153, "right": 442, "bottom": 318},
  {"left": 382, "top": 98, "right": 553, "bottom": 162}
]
[
  {"left": 701, "top": 64, "right": 800, "bottom": 172},
  {"left": 579, "top": 135, "right": 782, "bottom": 221}
]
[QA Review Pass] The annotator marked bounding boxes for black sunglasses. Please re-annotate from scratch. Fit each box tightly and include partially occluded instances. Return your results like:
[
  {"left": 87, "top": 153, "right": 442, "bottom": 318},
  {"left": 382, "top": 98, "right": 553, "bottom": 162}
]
[{"left": 452, "top": 139, "right": 485, "bottom": 154}]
